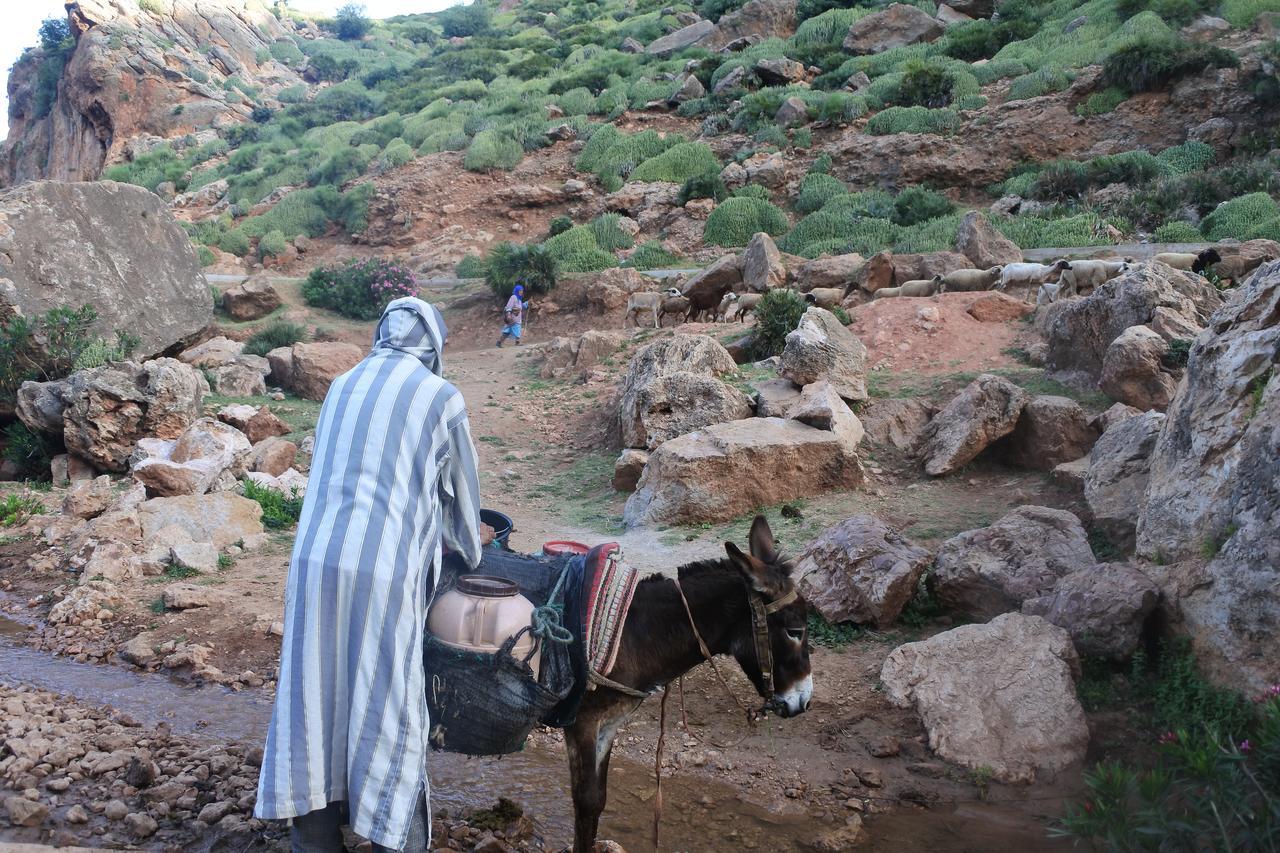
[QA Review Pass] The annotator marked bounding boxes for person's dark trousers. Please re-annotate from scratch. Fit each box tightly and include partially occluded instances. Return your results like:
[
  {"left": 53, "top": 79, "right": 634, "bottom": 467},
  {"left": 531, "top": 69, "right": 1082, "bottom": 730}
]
[{"left": 290, "top": 793, "right": 430, "bottom": 853}]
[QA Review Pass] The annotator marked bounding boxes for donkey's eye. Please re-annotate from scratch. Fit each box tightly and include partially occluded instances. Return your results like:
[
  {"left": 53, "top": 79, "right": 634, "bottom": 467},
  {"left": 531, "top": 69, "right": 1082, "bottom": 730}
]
[{"left": 785, "top": 628, "right": 805, "bottom": 643}]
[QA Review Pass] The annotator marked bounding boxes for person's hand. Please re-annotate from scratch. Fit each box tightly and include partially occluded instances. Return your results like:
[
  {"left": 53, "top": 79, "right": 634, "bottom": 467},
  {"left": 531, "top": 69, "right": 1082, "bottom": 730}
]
[{"left": 479, "top": 523, "right": 496, "bottom": 547}]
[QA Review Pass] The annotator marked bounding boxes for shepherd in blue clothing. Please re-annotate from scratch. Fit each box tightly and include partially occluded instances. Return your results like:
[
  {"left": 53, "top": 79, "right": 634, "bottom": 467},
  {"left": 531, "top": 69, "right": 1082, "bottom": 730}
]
[
  {"left": 497, "top": 284, "right": 528, "bottom": 347},
  {"left": 255, "top": 297, "right": 487, "bottom": 852}
]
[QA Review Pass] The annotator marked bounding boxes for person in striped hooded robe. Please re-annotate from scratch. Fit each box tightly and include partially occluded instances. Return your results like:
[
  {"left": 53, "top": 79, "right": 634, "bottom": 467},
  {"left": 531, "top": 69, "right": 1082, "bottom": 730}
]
[{"left": 255, "top": 297, "right": 484, "bottom": 852}]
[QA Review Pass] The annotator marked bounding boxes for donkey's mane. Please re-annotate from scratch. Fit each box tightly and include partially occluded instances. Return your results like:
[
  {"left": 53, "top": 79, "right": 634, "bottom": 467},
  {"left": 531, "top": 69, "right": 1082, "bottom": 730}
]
[{"left": 638, "top": 558, "right": 735, "bottom": 587}]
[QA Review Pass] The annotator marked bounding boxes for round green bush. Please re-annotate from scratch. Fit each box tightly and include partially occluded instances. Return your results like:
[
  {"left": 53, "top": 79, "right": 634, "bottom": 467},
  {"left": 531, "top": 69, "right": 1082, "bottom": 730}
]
[
  {"left": 621, "top": 241, "right": 684, "bottom": 270},
  {"left": 485, "top": 242, "right": 558, "bottom": 298},
  {"left": 258, "top": 229, "right": 289, "bottom": 259},
  {"left": 1031, "top": 160, "right": 1090, "bottom": 202},
  {"left": 732, "top": 184, "right": 772, "bottom": 201},
  {"left": 219, "top": 228, "right": 251, "bottom": 257},
  {"left": 890, "top": 187, "right": 955, "bottom": 227},
  {"left": 464, "top": 130, "right": 524, "bottom": 172},
  {"left": 703, "top": 197, "right": 789, "bottom": 247},
  {"left": 1246, "top": 215, "right": 1280, "bottom": 242},
  {"left": 750, "top": 289, "right": 808, "bottom": 360},
  {"left": 1157, "top": 140, "right": 1215, "bottom": 175},
  {"left": 196, "top": 245, "right": 216, "bottom": 267},
  {"left": 542, "top": 225, "right": 617, "bottom": 272},
  {"left": 678, "top": 173, "right": 728, "bottom": 205},
  {"left": 456, "top": 254, "right": 487, "bottom": 278},
  {"left": 795, "top": 173, "right": 847, "bottom": 214},
  {"left": 244, "top": 321, "right": 307, "bottom": 357},
  {"left": 865, "top": 106, "right": 959, "bottom": 136},
  {"left": 629, "top": 142, "right": 721, "bottom": 184},
  {"left": 1154, "top": 221, "right": 1203, "bottom": 242},
  {"left": 1202, "top": 192, "right": 1280, "bottom": 241}
]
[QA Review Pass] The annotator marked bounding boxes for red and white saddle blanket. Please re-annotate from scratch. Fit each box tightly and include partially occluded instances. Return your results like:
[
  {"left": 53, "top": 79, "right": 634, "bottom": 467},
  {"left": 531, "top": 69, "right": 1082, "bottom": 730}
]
[{"left": 581, "top": 543, "right": 639, "bottom": 681}]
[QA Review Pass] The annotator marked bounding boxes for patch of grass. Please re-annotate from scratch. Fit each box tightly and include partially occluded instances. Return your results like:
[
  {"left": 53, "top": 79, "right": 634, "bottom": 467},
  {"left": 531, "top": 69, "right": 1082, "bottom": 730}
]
[
  {"left": 1247, "top": 367, "right": 1272, "bottom": 418},
  {"left": 1088, "top": 528, "right": 1122, "bottom": 561},
  {"left": 806, "top": 612, "right": 861, "bottom": 648},
  {"left": 242, "top": 479, "right": 305, "bottom": 529},
  {"left": 0, "top": 494, "right": 45, "bottom": 527},
  {"left": 149, "top": 597, "right": 167, "bottom": 614},
  {"left": 217, "top": 553, "right": 235, "bottom": 570},
  {"left": 243, "top": 321, "right": 308, "bottom": 357},
  {"left": 1200, "top": 522, "right": 1239, "bottom": 559},
  {"left": 898, "top": 574, "right": 946, "bottom": 629},
  {"left": 164, "top": 559, "right": 201, "bottom": 580}
]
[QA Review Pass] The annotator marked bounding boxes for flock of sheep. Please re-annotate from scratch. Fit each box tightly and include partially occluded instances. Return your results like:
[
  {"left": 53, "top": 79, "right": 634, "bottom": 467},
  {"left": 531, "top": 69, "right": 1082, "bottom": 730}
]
[{"left": 621, "top": 247, "right": 1253, "bottom": 329}]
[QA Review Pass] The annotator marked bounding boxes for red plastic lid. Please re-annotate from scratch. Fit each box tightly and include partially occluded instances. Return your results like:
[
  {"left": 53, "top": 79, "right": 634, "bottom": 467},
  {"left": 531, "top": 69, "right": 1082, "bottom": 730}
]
[{"left": 542, "top": 541, "right": 590, "bottom": 556}]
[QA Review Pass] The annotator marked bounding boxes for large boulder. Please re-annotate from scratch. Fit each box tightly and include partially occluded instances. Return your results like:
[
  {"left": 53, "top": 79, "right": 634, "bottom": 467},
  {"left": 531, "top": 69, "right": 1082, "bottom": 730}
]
[
  {"left": 843, "top": 3, "right": 944, "bottom": 53},
  {"left": 15, "top": 372, "right": 92, "bottom": 436},
  {"left": 753, "top": 377, "right": 803, "bottom": 417},
  {"left": 920, "top": 374, "right": 1028, "bottom": 476},
  {"left": 131, "top": 417, "right": 252, "bottom": 497},
  {"left": 1084, "top": 410, "right": 1165, "bottom": 551},
  {"left": 890, "top": 251, "right": 972, "bottom": 286},
  {"left": 860, "top": 398, "right": 935, "bottom": 453},
  {"left": 930, "top": 506, "right": 1096, "bottom": 620},
  {"left": 1136, "top": 263, "right": 1280, "bottom": 691},
  {"left": 209, "top": 360, "right": 268, "bottom": 397},
  {"left": 624, "top": 418, "right": 863, "bottom": 527},
  {"left": 646, "top": 19, "right": 717, "bottom": 55},
  {"left": 221, "top": 275, "right": 282, "bottom": 321},
  {"left": 540, "top": 330, "right": 627, "bottom": 380},
  {"left": 217, "top": 404, "right": 291, "bottom": 445},
  {"left": 1045, "top": 261, "right": 1222, "bottom": 387},
  {"left": 1022, "top": 563, "right": 1159, "bottom": 659},
  {"left": 618, "top": 335, "right": 752, "bottom": 450},
  {"left": 880, "top": 613, "right": 1088, "bottom": 783},
  {"left": 741, "top": 232, "right": 787, "bottom": 292},
  {"left": 786, "top": 380, "right": 864, "bottom": 446},
  {"left": 955, "top": 211, "right": 1022, "bottom": 269},
  {"left": 1099, "top": 325, "right": 1179, "bottom": 411},
  {"left": 138, "top": 492, "right": 264, "bottom": 552},
  {"left": 796, "top": 253, "right": 864, "bottom": 292},
  {"left": 62, "top": 359, "right": 205, "bottom": 473},
  {"left": 780, "top": 308, "right": 869, "bottom": 401},
  {"left": 998, "top": 395, "right": 1099, "bottom": 471},
  {"left": 795, "top": 516, "right": 932, "bottom": 628},
  {"left": 289, "top": 342, "right": 364, "bottom": 401},
  {"left": 681, "top": 254, "right": 743, "bottom": 313},
  {"left": 705, "top": 0, "right": 799, "bottom": 48},
  {"left": 0, "top": 182, "right": 212, "bottom": 361},
  {"left": 178, "top": 336, "right": 243, "bottom": 368}
]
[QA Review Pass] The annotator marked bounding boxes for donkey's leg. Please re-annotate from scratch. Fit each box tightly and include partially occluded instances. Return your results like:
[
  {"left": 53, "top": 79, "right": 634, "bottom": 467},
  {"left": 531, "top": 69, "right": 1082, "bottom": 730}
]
[{"left": 565, "top": 695, "right": 642, "bottom": 853}]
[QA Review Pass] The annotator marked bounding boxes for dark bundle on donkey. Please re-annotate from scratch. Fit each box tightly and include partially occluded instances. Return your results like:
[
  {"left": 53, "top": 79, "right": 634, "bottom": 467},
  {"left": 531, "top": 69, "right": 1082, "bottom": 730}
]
[{"left": 434, "top": 516, "right": 814, "bottom": 852}]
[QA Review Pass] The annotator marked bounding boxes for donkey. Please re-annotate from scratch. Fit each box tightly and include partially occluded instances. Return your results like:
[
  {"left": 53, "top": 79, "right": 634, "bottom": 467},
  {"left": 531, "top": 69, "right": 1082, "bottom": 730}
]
[{"left": 562, "top": 516, "right": 813, "bottom": 852}]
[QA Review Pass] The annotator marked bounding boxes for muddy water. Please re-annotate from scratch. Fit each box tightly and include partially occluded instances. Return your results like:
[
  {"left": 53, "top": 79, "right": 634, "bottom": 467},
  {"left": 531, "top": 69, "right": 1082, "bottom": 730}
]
[{"left": 0, "top": 616, "right": 829, "bottom": 849}]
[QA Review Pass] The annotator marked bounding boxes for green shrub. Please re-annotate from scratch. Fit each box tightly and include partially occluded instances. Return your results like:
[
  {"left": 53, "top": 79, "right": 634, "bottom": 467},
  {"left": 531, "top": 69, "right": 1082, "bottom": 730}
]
[
  {"left": 703, "top": 197, "right": 790, "bottom": 247},
  {"left": 71, "top": 330, "right": 138, "bottom": 371},
  {"left": 548, "top": 216, "right": 574, "bottom": 238},
  {"left": 258, "top": 229, "right": 289, "bottom": 259},
  {"left": 334, "top": 2, "right": 371, "bottom": 40},
  {"left": 465, "top": 130, "right": 524, "bottom": 172},
  {"left": 0, "top": 492, "right": 45, "bottom": 527},
  {"left": 897, "top": 59, "right": 954, "bottom": 108},
  {"left": 485, "top": 242, "right": 558, "bottom": 299},
  {"left": 243, "top": 479, "right": 304, "bottom": 529},
  {"left": 375, "top": 138, "right": 414, "bottom": 173},
  {"left": 791, "top": 128, "right": 813, "bottom": 148},
  {"left": 196, "top": 245, "right": 216, "bottom": 267},
  {"left": 1006, "top": 65, "right": 1071, "bottom": 101},
  {"left": 996, "top": 212, "right": 1116, "bottom": 248},
  {"left": 1158, "top": 140, "right": 1215, "bottom": 175},
  {"left": 1031, "top": 160, "right": 1090, "bottom": 202},
  {"left": 1154, "top": 220, "right": 1203, "bottom": 242},
  {"left": 302, "top": 257, "right": 419, "bottom": 320},
  {"left": 622, "top": 241, "right": 684, "bottom": 270},
  {"left": 219, "top": 228, "right": 252, "bottom": 257},
  {"left": 439, "top": 2, "right": 491, "bottom": 37},
  {"left": 1246, "top": 215, "right": 1280, "bottom": 241},
  {"left": 577, "top": 127, "right": 682, "bottom": 187},
  {"left": 244, "top": 321, "right": 307, "bottom": 357},
  {"left": 1102, "top": 36, "right": 1238, "bottom": 94},
  {"left": 1077, "top": 87, "right": 1128, "bottom": 116},
  {"left": 542, "top": 225, "right": 617, "bottom": 273},
  {"left": 1, "top": 304, "right": 103, "bottom": 405},
  {"left": 891, "top": 186, "right": 955, "bottom": 226},
  {"left": 678, "top": 173, "right": 728, "bottom": 205},
  {"left": 588, "top": 213, "right": 635, "bottom": 251},
  {"left": 822, "top": 189, "right": 895, "bottom": 219},
  {"left": 1221, "top": 0, "right": 1280, "bottom": 25},
  {"left": 1088, "top": 151, "right": 1168, "bottom": 187},
  {"left": 456, "top": 254, "right": 487, "bottom": 278},
  {"left": 795, "top": 173, "right": 847, "bottom": 214},
  {"left": 630, "top": 142, "right": 721, "bottom": 184},
  {"left": 1202, "top": 192, "right": 1280, "bottom": 240},
  {"left": 750, "top": 289, "right": 808, "bottom": 359},
  {"left": 732, "top": 184, "right": 772, "bottom": 201},
  {"left": 864, "top": 106, "right": 958, "bottom": 136},
  {"left": 808, "top": 153, "right": 833, "bottom": 175},
  {"left": 777, "top": 209, "right": 857, "bottom": 255},
  {"left": 2, "top": 423, "right": 58, "bottom": 480}
]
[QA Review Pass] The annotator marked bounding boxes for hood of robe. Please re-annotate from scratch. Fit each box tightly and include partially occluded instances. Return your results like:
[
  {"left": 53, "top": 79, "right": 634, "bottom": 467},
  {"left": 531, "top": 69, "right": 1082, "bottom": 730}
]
[{"left": 373, "top": 297, "right": 448, "bottom": 376}]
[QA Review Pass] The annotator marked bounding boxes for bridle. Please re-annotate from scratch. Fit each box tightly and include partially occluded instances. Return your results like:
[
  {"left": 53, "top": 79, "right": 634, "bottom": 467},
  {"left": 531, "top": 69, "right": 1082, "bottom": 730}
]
[{"left": 673, "top": 576, "right": 799, "bottom": 715}]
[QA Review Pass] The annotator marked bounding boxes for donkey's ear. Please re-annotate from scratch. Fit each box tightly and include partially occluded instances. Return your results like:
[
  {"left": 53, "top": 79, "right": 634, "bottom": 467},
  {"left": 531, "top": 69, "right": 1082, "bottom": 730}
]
[
  {"left": 748, "top": 515, "right": 777, "bottom": 564},
  {"left": 725, "top": 541, "right": 771, "bottom": 594}
]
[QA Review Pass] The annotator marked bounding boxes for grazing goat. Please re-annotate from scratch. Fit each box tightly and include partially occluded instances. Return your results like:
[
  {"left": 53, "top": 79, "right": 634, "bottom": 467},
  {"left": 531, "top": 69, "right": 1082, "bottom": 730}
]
[
  {"left": 1190, "top": 248, "right": 1222, "bottom": 274},
  {"left": 1197, "top": 247, "right": 1275, "bottom": 282},
  {"left": 941, "top": 266, "right": 1003, "bottom": 292},
  {"left": 659, "top": 293, "right": 691, "bottom": 325},
  {"left": 720, "top": 291, "right": 762, "bottom": 322},
  {"left": 871, "top": 276, "right": 943, "bottom": 299},
  {"left": 1153, "top": 252, "right": 1198, "bottom": 270},
  {"left": 1058, "top": 259, "right": 1129, "bottom": 297},
  {"left": 804, "top": 287, "right": 847, "bottom": 309},
  {"left": 625, "top": 287, "right": 681, "bottom": 328},
  {"left": 997, "top": 260, "right": 1070, "bottom": 296}
]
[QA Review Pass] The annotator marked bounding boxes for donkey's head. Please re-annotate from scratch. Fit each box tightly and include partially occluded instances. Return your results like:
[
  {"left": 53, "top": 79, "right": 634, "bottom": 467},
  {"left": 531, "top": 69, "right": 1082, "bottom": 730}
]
[{"left": 724, "top": 516, "right": 813, "bottom": 718}]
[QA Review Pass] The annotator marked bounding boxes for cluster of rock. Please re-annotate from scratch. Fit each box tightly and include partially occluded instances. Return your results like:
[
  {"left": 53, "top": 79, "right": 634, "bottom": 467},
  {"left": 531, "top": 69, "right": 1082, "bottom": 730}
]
[
  {"left": 0, "top": 685, "right": 543, "bottom": 849},
  {"left": 617, "top": 311, "right": 869, "bottom": 526}
]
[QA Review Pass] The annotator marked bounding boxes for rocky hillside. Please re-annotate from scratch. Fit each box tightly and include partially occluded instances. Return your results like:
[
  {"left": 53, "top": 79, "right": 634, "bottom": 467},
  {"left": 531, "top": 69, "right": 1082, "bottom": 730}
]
[
  {"left": 2, "top": 0, "right": 303, "bottom": 185},
  {"left": 4, "top": 0, "right": 1280, "bottom": 277}
]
